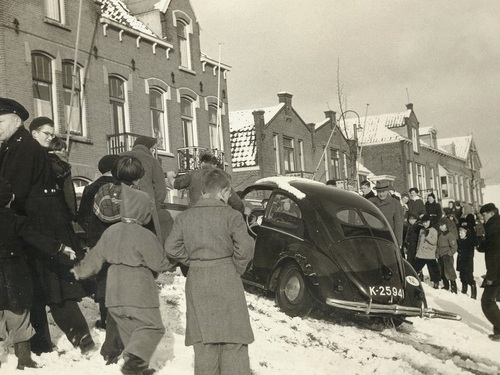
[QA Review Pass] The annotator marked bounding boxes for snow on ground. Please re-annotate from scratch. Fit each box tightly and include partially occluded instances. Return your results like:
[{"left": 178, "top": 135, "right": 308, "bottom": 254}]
[{"left": 1, "top": 253, "right": 499, "bottom": 375}]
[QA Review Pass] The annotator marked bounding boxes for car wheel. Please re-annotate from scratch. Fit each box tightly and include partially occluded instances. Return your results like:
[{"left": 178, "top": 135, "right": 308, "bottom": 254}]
[{"left": 276, "top": 263, "right": 313, "bottom": 317}]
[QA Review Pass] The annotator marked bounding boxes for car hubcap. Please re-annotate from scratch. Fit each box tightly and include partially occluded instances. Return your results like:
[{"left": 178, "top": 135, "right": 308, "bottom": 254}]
[{"left": 285, "top": 275, "right": 301, "bottom": 302}]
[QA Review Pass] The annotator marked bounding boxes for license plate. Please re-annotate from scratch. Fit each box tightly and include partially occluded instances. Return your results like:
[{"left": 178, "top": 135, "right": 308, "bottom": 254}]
[{"left": 369, "top": 286, "right": 404, "bottom": 299}]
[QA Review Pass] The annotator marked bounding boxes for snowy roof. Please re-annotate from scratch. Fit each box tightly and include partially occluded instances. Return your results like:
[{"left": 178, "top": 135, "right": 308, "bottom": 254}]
[
  {"left": 230, "top": 124, "right": 257, "bottom": 168},
  {"left": 437, "top": 135, "right": 472, "bottom": 159},
  {"left": 229, "top": 104, "right": 284, "bottom": 132},
  {"left": 102, "top": 0, "right": 157, "bottom": 36},
  {"left": 255, "top": 176, "right": 325, "bottom": 199},
  {"left": 322, "top": 110, "right": 411, "bottom": 145},
  {"left": 419, "top": 126, "right": 437, "bottom": 135},
  {"left": 229, "top": 104, "right": 284, "bottom": 168}
]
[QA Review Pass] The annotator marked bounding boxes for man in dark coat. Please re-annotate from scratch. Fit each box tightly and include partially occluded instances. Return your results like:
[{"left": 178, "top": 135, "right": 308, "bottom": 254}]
[
  {"left": 0, "top": 98, "right": 93, "bottom": 354},
  {"left": 369, "top": 180, "right": 404, "bottom": 246},
  {"left": 174, "top": 152, "right": 244, "bottom": 213},
  {"left": 477, "top": 203, "right": 500, "bottom": 341}
]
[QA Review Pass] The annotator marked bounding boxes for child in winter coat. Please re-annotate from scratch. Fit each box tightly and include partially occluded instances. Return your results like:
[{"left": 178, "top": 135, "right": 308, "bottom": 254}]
[
  {"left": 457, "top": 226, "right": 477, "bottom": 299},
  {"left": 71, "top": 184, "right": 172, "bottom": 375},
  {"left": 412, "top": 214, "right": 441, "bottom": 288},
  {"left": 404, "top": 214, "right": 420, "bottom": 265},
  {"left": 437, "top": 218, "right": 458, "bottom": 293},
  {"left": 0, "top": 178, "right": 75, "bottom": 370},
  {"left": 165, "top": 168, "right": 255, "bottom": 375}
]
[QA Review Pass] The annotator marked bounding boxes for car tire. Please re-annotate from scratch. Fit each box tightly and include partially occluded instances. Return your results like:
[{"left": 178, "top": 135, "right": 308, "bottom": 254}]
[{"left": 276, "top": 263, "right": 313, "bottom": 317}]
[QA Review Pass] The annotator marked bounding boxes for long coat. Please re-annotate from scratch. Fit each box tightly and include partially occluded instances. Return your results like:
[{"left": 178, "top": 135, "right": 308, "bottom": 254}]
[
  {"left": 416, "top": 227, "right": 438, "bottom": 259},
  {"left": 477, "top": 213, "right": 500, "bottom": 282},
  {"left": 0, "top": 207, "right": 63, "bottom": 310},
  {"left": 369, "top": 195, "right": 404, "bottom": 246},
  {"left": 457, "top": 235, "right": 475, "bottom": 275},
  {"left": 164, "top": 197, "right": 255, "bottom": 346},
  {"left": 0, "top": 126, "right": 86, "bottom": 305},
  {"left": 437, "top": 230, "right": 458, "bottom": 258}
]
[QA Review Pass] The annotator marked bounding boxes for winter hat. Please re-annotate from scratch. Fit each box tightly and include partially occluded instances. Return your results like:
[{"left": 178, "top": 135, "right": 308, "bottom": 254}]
[
  {"left": 133, "top": 136, "right": 157, "bottom": 149},
  {"left": 98, "top": 154, "right": 120, "bottom": 174},
  {"left": 480, "top": 203, "right": 497, "bottom": 214},
  {"left": 120, "top": 183, "right": 152, "bottom": 226},
  {"left": 421, "top": 214, "right": 431, "bottom": 222},
  {"left": 0, "top": 177, "right": 13, "bottom": 207},
  {"left": 29, "top": 116, "right": 54, "bottom": 132},
  {"left": 0, "top": 97, "right": 29, "bottom": 121},
  {"left": 439, "top": 217, "right": 449, "bottom": 227}
]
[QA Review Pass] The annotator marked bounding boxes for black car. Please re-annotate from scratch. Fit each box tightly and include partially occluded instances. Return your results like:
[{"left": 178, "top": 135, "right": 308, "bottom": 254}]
[{"left": 240, "top": 177, "right": 460, "bottom": 323}]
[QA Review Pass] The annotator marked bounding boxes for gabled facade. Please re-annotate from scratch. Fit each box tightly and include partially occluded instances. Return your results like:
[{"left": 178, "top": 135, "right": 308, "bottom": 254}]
[
  {"left": 229, "top": 93, "right": 353, "bottom": 191},
  {"left": 344, "top": 103, "right": 483, "bottom": 210},
  {"left": 0, "top": 0, "right": 231, "bottom": 196}
]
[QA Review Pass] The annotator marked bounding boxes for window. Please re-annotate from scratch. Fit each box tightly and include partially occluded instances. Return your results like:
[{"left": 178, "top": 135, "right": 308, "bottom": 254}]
[
  {"left": 407, "top": 161, "right": 414, "bottom": 188},
  {"left": 62, "top": 61, "right": 83, "bottom": 135},
  {"left": 283, "top": 136, "right": 295, "bottom": 172},
  {"left": 32, "top": 53, "right": 54, "bottom": 119},
  {"left": 45, "top": 0, "right": 65, "bottom": 23},
  {"left": 273, "top": 134, "right": 281, "bottom": 174},
  {"left": 459, "top": 175, "right": 465, "bottom": 201},
  {"left": 177, "top": 20, "right": 191, "bottom": 69},
  {"left": 298, "top": 140, "right": 305, "bottom": 171},
  {"left": 150, "top": 88, "right": 169, "bottom": 152},
  {"left": 411, "top": 127, "right": 419, "bottom": 153},
  {"left": 416, "top": 164, "right": 424, "bottom": 191},
  {"left": 181, "top": 97, "right": 195, "bottom": 147},
  {"left": 109, "top": 76, "right": 126, "bottom": 134},
  {"left": 208, "top": 106, "right": 219, "bottom": 150},
  {"left": 330, "top": 149, "right": 340, "bottom": 179},
  {"left": 342, "top": 152, "right": 348, "bottom": 179},
  {"left": 441, "top": 176, "right": 449, "bottom": 198}
]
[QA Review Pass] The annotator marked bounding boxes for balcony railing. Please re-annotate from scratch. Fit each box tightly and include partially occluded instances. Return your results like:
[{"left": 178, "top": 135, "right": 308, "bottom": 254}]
[
  {"left": 284, "top": 171, "right": 314, "bottom": 179},
  {"left": 177, "top": 147, "right": 225, "bottom": 172},
  {"left": 107, "top": 132, "right": 158, "bottom": 158}
]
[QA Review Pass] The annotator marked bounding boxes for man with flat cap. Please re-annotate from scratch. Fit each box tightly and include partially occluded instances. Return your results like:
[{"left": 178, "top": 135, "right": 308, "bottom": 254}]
[
  {"left": 477, "top": 203, "right": 500, "bottom": 341},
  {"left": 0, "top": 98, "right": 94, "bottom": 355},
  {"left": 369, "top": 180, "right": 404, "bottom": 247}
]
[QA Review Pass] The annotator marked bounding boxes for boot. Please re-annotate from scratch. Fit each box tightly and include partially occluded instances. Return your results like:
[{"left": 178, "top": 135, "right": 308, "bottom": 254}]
[
  {"left": 450, "top": 280, "right": 457, "bottom": 294},
  {"left": 78, "top": 333, "right": 96, "bottom": 355},
  {"left": 121, "top": 353, "right": 148, "bottom": 375},
  {"left": 471, "top": 282, "right": 477, "bottom": 300},
  {"left": 461, "top": 283, "right": 468, "bottom": 294},
  {"left": 14, "top": 341, "right": 40, "bottom": 370},
  {"left": 433, "top": 281, "right": 439, "bottom": 289},
  {"left": 441, "top": 279, "right": 449, "bottom": 290}
]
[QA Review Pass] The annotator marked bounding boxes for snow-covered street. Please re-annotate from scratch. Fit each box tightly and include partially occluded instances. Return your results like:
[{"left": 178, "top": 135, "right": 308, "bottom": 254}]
[{"left": 1, "top": 253, "right": 499, "bottom": 375}]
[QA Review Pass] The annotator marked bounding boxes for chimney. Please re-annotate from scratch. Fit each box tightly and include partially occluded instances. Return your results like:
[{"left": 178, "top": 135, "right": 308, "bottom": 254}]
[
  {"left": 252, "top": 110, "right": 265, "bottom": 166},
  {"left": 277, "top": 92, "right": 293, "bottom": 116},
  {"left": 324, "top": 110, "right": 336, "bottom": 130},
  {"left": 406, "top": 103, "right": 413, "bottom": 111}
]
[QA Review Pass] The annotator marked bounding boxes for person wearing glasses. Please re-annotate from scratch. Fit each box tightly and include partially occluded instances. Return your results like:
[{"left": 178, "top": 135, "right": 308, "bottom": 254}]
[{"left": 0, "top": 103, "right": 94, "bottom": 356}]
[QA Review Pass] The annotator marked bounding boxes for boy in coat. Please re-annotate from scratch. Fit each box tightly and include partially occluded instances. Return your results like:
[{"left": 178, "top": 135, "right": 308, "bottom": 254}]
[
  {"left": 457, "top": 226, "right": 477, "bottom": 299},
  {"left": 165, "top": 168, "right": 255, "bottom": 375},
  {"left": 71, "top": 184, "right": 172, "bottom": 375},
  {"left": 437, "top": 218, "right": 458, "bottom": 293},
  {"left": 0, "top": 177, "right": 75, "bottom": 369},
  {"left": 412, "top": 215, "right": 441, "bottom": 289}
]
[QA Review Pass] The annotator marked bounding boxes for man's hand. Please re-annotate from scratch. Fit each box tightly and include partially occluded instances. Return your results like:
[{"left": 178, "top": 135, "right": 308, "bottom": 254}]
[{"left": 62, "top": 246, "right": 76, "bottom": 260}]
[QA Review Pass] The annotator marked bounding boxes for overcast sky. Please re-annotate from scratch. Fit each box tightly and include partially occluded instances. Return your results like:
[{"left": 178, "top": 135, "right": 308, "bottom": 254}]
[{"left": 190, "top": 0, "right": 500, "bottom": 185}]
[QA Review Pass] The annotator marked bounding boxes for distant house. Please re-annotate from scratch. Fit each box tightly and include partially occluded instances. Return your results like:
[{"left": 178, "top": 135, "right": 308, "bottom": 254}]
[
  {"left": 342, "top": 103, "right": 483, "bottom": 209},
  {"left": 229, "top": 93, "right": 353, "bottom": 191},
  {"left": 0, "top": 0, "right": 231, "bottom": 196}
]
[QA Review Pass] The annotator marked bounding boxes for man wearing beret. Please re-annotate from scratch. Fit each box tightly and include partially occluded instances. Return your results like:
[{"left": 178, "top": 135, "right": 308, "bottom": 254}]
[
  {"left": 477, "top": 203, "right": 500, "bottom": 341},
  {"left": 369, "top": 180, "right": 404, "bottom": 247}
]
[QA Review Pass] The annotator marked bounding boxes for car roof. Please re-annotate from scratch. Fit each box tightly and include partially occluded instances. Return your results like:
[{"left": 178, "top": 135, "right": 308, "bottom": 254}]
[{"left": 252, "top": 177, "right": 379, "bottom": 213}]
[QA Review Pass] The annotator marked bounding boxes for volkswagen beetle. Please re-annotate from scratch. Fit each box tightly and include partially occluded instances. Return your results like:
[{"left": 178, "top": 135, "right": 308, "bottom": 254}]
[{"left": 240, "top": 177, "right": 460, "bottom": 324}]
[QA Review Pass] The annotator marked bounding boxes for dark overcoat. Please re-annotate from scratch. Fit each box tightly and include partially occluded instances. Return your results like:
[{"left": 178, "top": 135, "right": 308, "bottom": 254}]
[
  {"left": 478, "top": 214, "right": 500, "bottom": 282},
  {"left": 457, "top": 235, "right": 475, "bottom": 276},
  {"left": 164, "top": 197, "right": 255, "bottom": 346},
  {"left": 0, "top": 207, "right": 63, "bottom": 310},
  {"left": 0, "top": 126, "right": 86, "bottom": 305}
]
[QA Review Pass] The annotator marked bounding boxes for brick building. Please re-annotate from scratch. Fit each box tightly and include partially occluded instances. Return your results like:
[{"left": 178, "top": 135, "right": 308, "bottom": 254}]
[
  {"left": 0, "top": 0, "right": 231, "bottom": 198},
  {"left": 342, "top": 103, "right": 484, "bottom": 210},
  {"left": 229, "top": 92, "right": 353, "bottom": 191}
]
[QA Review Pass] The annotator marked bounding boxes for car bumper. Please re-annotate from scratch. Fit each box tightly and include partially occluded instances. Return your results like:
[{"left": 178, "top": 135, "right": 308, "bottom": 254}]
[{"left": 326, "top": 298, "right": 461, "bottom": 321}]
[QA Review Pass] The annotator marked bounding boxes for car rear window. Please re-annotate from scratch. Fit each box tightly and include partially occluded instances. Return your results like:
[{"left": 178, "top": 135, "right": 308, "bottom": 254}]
[{"left": 336, "top": 209, "right": 390, "bottom": 239}]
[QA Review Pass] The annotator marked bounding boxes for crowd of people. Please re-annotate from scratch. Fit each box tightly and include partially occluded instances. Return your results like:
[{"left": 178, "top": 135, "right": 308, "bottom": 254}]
[
  {"left": 0, "top": 97, "right": 254, "bottom": 375},
  {"left": 0, "top": 95, "right": 499, "bottom": 375},
  {"left": 360, "top": 179, "right": 500, "bottom": 341}
]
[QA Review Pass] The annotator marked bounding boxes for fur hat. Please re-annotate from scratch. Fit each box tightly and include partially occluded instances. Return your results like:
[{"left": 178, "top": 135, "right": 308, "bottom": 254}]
[{"left": 133, "top": 136, "right": 157, "bottom": 149}]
